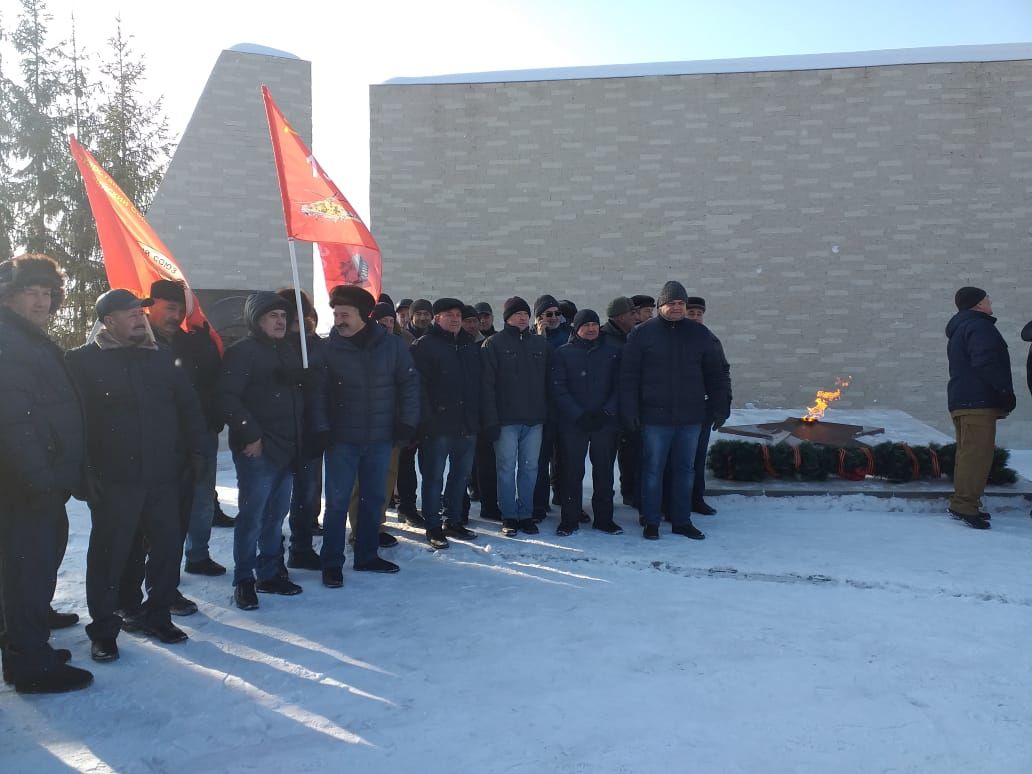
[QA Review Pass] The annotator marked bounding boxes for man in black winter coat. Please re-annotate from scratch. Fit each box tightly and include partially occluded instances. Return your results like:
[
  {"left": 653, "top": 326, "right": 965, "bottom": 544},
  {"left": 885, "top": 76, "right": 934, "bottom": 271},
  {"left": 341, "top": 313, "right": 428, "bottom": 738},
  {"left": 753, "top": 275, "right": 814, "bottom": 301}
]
[
  {"left": 620, "top": 281, "right": 731, "bottom": 541},
  {"left": 411, "top": 298, "right": 481, "bottom": 549},
  {"left": 219, "top": 291, "right": 309, "bottom": 610},
  {"left": 0, "top": 254, "right": 93, "bottom": 694},
  {"left": 481, "top": 296, "right": 551, "bottom": 536},
  {"left": 945, "top": 287, "right": 1015, "bottom": 530},
  {"left": 532, "top": 293, "right": 569, "bottom": 519},
  {"left": 67, "top": 288, "right": 204, "bottom": 659},
  {"left": 318, "top": 286, "right": 420, "bottom": 581},
  {"left": 551, "top": 309, "right": 623, "bottom": 536},
  {"left": 396, "top": 298, "right": 434, "bottom": 526},
  {"left": 144, "top": 280, "right": 225, "bottom": 615},
  {"left": 601, "top": 296, "right": 641, "bottom": 509}
]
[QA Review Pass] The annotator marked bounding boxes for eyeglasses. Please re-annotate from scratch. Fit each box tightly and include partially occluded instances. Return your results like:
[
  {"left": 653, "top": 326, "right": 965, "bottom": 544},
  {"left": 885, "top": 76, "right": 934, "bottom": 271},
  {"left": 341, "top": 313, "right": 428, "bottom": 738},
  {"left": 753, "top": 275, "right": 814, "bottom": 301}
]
[{"left": 541, "top": 311, "right": 559, "bottom": 318}]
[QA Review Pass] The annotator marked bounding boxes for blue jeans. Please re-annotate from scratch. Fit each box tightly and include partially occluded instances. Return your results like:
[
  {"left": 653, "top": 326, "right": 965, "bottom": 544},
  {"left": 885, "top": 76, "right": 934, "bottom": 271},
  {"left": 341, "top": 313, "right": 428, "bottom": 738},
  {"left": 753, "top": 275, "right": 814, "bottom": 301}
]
[
  {"left": 494, "top": 424, "right": 542, "bottom": 520},
  {"left": 231, "top": 451, "right": 294, "bottom": 585},
  {"left": 418, "top": 434, "right": 476, "bottom": 529},
  {"left": 323, "top": 441, "right": 392, "bottom": 568},
  {"left": 641, "top": 424, "right": 702, "bottom": 527},
  {"left": 184, "top": 431, "right": 219, "bottom": 563},
  {"left": 288, "top": 453, "right": 323, "bottom": 554}
]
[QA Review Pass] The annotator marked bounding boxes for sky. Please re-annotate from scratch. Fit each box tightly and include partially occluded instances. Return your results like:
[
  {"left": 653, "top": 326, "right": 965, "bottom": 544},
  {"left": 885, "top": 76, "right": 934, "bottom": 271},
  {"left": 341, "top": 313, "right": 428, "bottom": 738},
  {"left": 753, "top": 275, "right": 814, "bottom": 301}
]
[{"left": 10, "top": 0, "right": 1032, "bottom": 224}]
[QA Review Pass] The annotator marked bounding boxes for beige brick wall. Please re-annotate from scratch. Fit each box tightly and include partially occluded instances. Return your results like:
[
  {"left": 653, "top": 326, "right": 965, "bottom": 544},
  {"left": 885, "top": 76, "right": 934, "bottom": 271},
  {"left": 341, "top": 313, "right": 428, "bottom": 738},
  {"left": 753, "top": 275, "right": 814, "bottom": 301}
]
[{"left": 370, "top": 60, "right": 1032, "bottom": 445}]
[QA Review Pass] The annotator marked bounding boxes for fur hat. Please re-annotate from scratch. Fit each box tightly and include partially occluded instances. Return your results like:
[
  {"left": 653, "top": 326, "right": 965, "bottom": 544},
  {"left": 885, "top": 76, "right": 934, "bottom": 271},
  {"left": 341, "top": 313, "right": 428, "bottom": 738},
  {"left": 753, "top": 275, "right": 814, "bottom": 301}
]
[
  {"left": 329, "top": 285, "right": 375, "bottom": 319},
  {"left": 656, "top": 281, "right": 689, "bottom": 307},
  {"left": 371, "top": 302, "right": 396, "bottom": 322},
  {"left": 276, "top": 287, "right": 317, "bottom": 326},
  {"left": 558, "top": 299, "right": 577, "bottom": 321},
  {"left": 503, "top": 296, "right": 532, "bottom": 322},
  {"left": 432, "top": 297, "right": 464, "bottom": 315},
  {"left": 0, "top": 254, "right": 65, "bottom": 313},
  {"left": 954, "top": 286, "right": 987, "bottom": 311}
]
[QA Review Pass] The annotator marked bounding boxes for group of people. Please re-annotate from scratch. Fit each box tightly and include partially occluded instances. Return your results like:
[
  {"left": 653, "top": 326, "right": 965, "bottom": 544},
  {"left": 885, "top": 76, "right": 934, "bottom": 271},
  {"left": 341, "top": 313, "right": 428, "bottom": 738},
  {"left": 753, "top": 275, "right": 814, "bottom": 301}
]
[{"left": 1, "top": 249, "right": 1020, "bottom": 698}]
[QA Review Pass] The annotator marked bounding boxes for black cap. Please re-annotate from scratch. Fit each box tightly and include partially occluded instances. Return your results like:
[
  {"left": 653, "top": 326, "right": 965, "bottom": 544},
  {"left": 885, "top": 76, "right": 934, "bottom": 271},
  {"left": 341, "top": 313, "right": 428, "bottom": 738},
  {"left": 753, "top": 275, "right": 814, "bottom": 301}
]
[
  {"left": 572, "top": 308, "right": 600, "bottom": 332},
  {"left": 461, "top": 305, "right": 478, "bottom": 320},
  {"left": 411, "top": 298, "right": 433, "bottom": 315},
  {"left": 432, "top": 297, "right": 464, "bottom": 315},
  {"left": 954, "top": 286, "right": 987, "bottom": 311},
  {"left": 631, "top": 294, "right": 655, "bottom": 309},
  {"left": 503, "top": 296, "right": 532, "bottom": 322},
  {"left": 395, "top": 298, "right": 413, "bottom": 311},
  {"left": 606, "top": 296, "right": 634, "bottom": 319},
  {"left": 371, "top": 302, "right": 396, "bottom": 322},
  {"left": 474, "top": 302, "right": 493, "bottom": 315},
  {"left": 96, "top": 288, "right": 153, "bottom": 320},
  {"left": 685, "top": 296, "right": 706, "bottom": 311}
]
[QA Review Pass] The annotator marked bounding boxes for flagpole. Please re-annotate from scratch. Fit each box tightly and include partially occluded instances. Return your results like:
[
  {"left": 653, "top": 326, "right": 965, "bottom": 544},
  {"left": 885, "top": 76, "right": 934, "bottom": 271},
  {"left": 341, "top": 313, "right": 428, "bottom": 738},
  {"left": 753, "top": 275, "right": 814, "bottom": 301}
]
[{"left": 287, "top": 237, "right": 310, "bottom": 369}]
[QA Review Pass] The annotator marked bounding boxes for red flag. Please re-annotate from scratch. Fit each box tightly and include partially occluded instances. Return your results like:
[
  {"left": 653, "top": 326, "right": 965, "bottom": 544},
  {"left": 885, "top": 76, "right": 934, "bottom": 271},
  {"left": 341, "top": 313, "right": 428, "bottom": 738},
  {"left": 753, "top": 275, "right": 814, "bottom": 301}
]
[
  {"left": 69, "top": 136, "right": 223, "bottom": 352},
  {"left": 261, "top": 85, "right": 382, "bottom": 300}
]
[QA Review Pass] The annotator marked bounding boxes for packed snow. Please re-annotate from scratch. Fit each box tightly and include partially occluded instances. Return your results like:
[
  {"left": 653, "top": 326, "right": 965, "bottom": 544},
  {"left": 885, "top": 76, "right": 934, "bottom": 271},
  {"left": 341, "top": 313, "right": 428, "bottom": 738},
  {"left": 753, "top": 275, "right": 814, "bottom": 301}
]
[{"left": 3, "top": 439, "right": 1032, "bottom": 772}]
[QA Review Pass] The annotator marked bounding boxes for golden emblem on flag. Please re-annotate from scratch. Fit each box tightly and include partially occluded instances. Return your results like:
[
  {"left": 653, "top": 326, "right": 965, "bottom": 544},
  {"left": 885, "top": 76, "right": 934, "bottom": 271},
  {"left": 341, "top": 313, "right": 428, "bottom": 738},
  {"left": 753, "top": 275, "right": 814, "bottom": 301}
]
[{"left": 300, "top": 197, "right": 358, "bottom": 223}]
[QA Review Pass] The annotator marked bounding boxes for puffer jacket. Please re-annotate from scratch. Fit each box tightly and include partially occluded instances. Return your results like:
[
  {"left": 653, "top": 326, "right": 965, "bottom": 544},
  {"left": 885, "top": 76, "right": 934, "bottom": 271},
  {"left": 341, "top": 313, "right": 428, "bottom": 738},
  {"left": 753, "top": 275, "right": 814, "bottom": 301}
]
[
  {"left": 218, "top": 292, "right": 305, "bottom": 468},
  {"left": 619, "top": 316, "right": 731, "bottom": 427},
  {"left": 481, "top": 323, "right": 551, "bottom": 428},
  {"left": 0, "top": 307, "right": 86, "bottom": 502},
  {"left": 946, "top": 310, "right": 1015, "bottom": 412},
  {"left": 551, "top": 334, "right": 620, "bottom": 430},
  {"left": 321, "top": 321, "right": 420, "bottom": 444},
  {"left": 410, "top": 323, "right": 480, "bottom": 438}
]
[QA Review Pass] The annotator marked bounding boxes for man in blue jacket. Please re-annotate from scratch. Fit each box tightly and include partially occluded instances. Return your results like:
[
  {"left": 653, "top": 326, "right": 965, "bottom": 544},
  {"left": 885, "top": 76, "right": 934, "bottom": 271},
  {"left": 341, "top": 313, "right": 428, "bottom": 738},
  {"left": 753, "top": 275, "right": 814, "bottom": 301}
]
[
  {"left": 620, "top": 281, "right": 731, "bottom": 541},
  {"left": 318, "top": 286, "right": 420, "bottom": 581},
  {"left": 551, "top": 309, "right": 623, "bottom": 536},
  {"left": 411, "top": 298, "right": 480, "bottom": 549},
  {"left": 945, "top": 287, "right": 1015, "bottom": 530}
]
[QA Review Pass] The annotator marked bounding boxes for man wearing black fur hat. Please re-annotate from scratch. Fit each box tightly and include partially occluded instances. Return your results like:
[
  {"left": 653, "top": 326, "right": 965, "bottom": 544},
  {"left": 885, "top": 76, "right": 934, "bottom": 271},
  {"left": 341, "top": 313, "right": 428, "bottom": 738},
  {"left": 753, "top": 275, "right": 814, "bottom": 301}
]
[
  {"left": 318, "top": 285, "right": 420, "bottom": 579},
  {"left": 0, "top": 254, "right": 93, "bottom": 693},
  {"left": 620, "top": 281, "right": 730, "bottom": 541},
  {"left": 945, "top": 287, "right": 1015, "bottom": 530},
  {"left": 411, "top": 298, "right": 481, "bottom": 549},
  {"left": 67, "top": 288, "right": 205, "bottom": 658}
]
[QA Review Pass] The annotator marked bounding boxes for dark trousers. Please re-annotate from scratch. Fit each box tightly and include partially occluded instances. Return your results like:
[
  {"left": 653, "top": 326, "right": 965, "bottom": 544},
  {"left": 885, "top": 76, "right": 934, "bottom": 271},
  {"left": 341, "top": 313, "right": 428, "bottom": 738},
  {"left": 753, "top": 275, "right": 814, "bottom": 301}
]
[
  {"left": 558, "top": 425, "right": 619, "bottom": 529},
  {"left": 617, "top": 429, "right": 641, "bottom": 509},
  {"left": 397, "top": 444, "right": 419, "bottom": 513},
  {"left": 475, "top": 432, "right": 500, "bottom": 519},
  {"left": 86, "top": 481, "right": 181, "bottom": 641},
  {"left": 0, "top": 497, "right": 68, "bottom": 679},
  {"left": 533, "top": 419, "right": 561, "bottom": 514},
  {"left": 288, "top": 454, "right": 323, "bottom": 555}
]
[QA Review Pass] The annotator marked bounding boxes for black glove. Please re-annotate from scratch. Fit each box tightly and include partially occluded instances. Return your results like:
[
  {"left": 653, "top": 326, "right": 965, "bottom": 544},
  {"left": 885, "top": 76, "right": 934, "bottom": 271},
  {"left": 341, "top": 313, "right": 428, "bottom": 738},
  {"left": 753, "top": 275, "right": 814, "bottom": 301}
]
[
  {"left": 712, "top": 415, "right": 728, "bottom": 431},
  {"left": 481, "top": 425, "right": 500, "bottom": 443},
  {"left": 304, "top": 430, "right": 331, "bottom": 458},
  {"left": 1002, "top": 393, "right": 1017, "bottom": 413},
  {"left": 623, "top": 416, "right": 641, "bottom": 434},
  {"left": 394, "top": 422, "right": 417, "bottom": 443}
]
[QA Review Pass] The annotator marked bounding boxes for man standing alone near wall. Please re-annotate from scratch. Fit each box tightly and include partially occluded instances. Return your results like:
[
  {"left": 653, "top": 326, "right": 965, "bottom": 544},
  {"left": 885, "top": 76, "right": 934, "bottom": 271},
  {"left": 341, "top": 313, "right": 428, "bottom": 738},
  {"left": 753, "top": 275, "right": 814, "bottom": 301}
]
[{"left": 945, "top": 287, "right": 1015, "bottom": 530}]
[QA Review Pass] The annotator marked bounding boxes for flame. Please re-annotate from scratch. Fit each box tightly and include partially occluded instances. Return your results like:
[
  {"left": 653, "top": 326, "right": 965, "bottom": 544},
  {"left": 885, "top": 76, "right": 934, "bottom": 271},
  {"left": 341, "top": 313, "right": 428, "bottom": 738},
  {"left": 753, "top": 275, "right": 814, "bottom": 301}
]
[{"left": 802, "top": 377, "right": 851, "bottom": 423}]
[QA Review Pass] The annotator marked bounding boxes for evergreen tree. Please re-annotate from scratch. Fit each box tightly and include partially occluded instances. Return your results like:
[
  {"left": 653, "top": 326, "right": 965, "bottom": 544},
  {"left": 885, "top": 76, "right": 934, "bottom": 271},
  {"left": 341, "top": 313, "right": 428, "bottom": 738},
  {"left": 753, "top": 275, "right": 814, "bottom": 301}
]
[{"left": 0, "top": 12, "right": 17, "bottom": 261}]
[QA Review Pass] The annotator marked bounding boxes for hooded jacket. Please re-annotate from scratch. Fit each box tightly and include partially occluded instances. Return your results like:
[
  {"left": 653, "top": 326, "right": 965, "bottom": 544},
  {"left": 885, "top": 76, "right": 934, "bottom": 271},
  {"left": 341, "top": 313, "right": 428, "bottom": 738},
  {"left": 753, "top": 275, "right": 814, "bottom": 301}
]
[
  {"left": 410, "top": 323, "right": 480, "bottom": 437},
  {"left": 551, "top": 333, "right": 621, "bottom": 430},
  {"left": 320, "top": 320, "right": 420, "bottom": 444},
  {"left": 217, "top": 292, "right": 305, "bottom": 468},
  {"left": 481, "top": 323, "right": 551, "bottom": 428},
  {"left": 0, "top": 306, "right": 86, "bottom": 502},
  {"left": 945, "top": 309, "right": 1015, "bottom": 413},
  {"left": 66, "top": 320, "right": 203, "bottom": 485},
  {"left": 619, "top": 316, "right": 731, "bottom": 427}
]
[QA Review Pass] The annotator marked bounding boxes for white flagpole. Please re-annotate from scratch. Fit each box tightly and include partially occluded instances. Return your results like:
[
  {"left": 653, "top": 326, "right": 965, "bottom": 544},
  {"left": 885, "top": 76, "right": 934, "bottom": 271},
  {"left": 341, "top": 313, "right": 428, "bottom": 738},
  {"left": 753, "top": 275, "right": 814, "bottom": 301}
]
[{"left": 287, "top": 237, "right": 310, "bottom": 368}]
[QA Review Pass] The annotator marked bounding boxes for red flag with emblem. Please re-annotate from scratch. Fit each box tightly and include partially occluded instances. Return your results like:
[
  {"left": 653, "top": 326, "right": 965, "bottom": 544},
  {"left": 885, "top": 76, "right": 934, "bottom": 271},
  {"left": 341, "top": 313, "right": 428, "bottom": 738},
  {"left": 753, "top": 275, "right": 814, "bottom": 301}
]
[
  {"left": 68, "top": 135, "right": 223, "bottom": 352},
  {"left": 261, "top": 85, "right": 382, "bottom": 300}
]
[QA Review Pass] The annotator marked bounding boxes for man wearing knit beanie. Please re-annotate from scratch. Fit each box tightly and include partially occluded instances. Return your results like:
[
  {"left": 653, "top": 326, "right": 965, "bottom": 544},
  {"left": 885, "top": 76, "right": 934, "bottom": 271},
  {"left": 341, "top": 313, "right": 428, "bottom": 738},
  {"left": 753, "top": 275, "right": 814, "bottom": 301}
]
[
  {"left": 620, "top": 280, "right": 731, "bottom": 541},
  {"left": 551, "top": 308, "right": 624, "bottom": 536},
  {"left": 481, "top": 295, "right": 551, "bottom": 536},
  {"left": 0, "top": 254, "right": 93, "bottom": 693},
  {"left": 945, "top": 287, "right": 1014, "bottom": 529}
]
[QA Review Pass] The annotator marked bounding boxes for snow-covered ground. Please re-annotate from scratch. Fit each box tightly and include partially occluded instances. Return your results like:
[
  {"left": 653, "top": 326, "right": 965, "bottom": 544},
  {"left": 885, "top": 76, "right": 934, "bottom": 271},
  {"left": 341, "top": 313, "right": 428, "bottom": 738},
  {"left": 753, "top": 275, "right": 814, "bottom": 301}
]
[{"left": 4, "top": 451, "right": 1032, "bottom": 773}]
